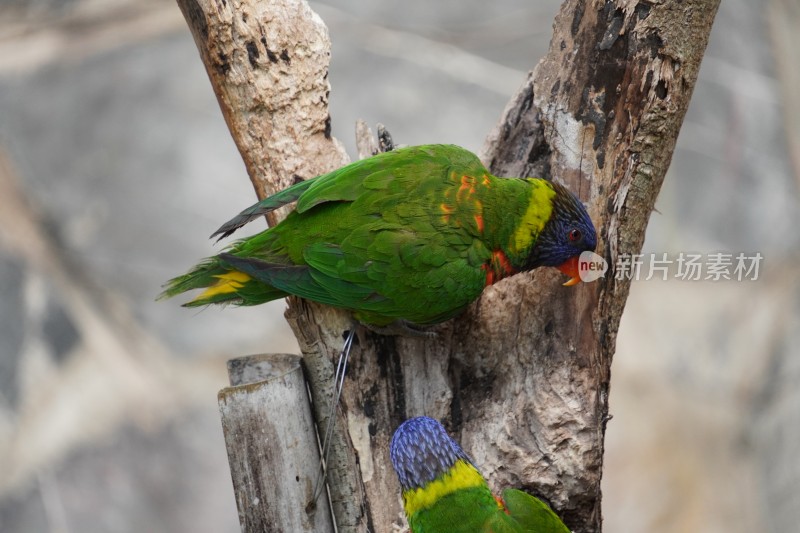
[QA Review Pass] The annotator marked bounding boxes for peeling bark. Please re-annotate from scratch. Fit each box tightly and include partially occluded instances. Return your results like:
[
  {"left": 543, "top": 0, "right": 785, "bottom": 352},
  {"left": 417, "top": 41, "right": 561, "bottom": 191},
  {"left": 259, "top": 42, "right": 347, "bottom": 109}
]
[
  {"left": 473, "top": 2, "right": 720, "bottom": 529},
  {"left": 175, "top": 0, "right": 720, "bottom": 532}
]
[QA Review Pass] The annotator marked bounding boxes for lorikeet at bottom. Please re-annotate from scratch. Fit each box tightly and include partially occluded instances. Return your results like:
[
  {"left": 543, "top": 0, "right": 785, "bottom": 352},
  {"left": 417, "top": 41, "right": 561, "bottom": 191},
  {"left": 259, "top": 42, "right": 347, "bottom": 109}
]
[
  {"left": 159, "top": 145, "right": 596, "bottom": 331},
  {"left": 391, "top": 417, "right": 570, "bottom": 533}
]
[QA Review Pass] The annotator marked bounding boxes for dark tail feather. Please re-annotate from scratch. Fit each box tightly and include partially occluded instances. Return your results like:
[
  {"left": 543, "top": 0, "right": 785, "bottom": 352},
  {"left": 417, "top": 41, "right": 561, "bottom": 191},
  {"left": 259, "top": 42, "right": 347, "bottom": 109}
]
[
  {"left": 211, "top": 177, "right": 317, "bottom": 241},
  {"left": 218, "top": 253, "right": 307, "bottom": 283}
]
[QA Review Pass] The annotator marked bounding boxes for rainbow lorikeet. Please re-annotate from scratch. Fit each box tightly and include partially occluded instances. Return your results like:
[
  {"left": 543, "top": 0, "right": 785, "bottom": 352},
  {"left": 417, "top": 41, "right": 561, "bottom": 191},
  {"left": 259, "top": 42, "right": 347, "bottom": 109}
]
[
  {"left": 159, "top": 145, "right": 596, "bottom": 332},
  {"left": 391, "top": 416, "right": 570, "bottom": 533}
]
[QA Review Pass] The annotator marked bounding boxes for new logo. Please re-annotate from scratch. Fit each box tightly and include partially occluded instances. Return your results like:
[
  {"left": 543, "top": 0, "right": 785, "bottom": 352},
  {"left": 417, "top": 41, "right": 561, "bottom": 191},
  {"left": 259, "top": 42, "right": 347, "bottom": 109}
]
[{"left": 578, "top": 251, "right": 608, "bottom": 283}]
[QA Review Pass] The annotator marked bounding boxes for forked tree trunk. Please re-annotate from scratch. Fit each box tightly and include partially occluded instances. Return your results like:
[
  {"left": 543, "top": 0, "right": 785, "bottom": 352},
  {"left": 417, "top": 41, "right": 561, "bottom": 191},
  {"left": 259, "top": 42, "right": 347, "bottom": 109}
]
[{"left": 174, "top": 0, "right": 720, "bottom": 531}]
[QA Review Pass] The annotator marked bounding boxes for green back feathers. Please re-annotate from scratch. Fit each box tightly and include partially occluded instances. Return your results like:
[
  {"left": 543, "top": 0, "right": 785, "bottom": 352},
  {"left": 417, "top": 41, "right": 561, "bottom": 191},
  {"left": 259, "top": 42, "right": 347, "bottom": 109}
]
[
  {"left": 499, "top": 489, "right": 571, "bottom": 533},
  {"left": 408, "top": 484, "right": 502, "bottom": 533}
]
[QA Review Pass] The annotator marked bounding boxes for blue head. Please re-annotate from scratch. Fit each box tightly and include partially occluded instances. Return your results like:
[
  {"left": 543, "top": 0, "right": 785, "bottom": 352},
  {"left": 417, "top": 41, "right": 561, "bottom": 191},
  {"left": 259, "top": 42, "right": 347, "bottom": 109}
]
[
  {"left": 390, "top": 417, "right": 473, "bottom": 492},
  {"left": 527, "top": 182, "right": 597, "bottom": 283}
]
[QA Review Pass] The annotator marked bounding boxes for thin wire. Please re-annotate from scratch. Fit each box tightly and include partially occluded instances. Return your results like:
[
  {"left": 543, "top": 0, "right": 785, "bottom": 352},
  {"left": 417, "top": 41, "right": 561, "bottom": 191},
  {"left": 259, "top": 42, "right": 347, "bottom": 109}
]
[{"left": 312, "top": 326, "right": 356, "bottom": 503}]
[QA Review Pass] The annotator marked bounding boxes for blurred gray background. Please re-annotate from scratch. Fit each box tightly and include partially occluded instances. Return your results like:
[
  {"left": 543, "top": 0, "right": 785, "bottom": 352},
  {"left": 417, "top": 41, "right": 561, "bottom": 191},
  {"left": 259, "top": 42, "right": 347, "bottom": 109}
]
[{"left": 0, "top": 0, "right": 798, "bottom": 531}]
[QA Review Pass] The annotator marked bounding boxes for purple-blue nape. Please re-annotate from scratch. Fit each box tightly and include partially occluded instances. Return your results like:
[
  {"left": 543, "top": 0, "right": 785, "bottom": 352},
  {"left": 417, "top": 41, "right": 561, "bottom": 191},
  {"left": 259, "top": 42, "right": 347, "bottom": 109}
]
[{"left": 390, "top": 417, "right": 472, "bottom": 491}]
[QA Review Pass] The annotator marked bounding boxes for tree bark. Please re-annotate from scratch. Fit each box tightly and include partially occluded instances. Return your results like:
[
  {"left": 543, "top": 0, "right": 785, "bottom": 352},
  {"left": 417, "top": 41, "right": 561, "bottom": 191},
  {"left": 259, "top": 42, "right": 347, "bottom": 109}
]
[{"left": 175, "top": 0, "right": 720, "bottom": 532}]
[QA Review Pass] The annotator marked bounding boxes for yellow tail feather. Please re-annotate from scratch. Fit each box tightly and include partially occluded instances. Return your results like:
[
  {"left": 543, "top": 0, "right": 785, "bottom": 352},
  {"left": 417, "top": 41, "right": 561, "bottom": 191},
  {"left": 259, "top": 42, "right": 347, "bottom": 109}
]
[{"left": 194, "top": 271, "right": 252, "bottom": 302}]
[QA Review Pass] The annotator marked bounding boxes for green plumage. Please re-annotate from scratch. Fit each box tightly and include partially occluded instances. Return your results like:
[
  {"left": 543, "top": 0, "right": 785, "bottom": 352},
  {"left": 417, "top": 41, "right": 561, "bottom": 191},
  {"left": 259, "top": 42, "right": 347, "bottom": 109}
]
[
  {"left": 497, "top": 489, "right": 572, "bottom": 533},
  {"left": 407, "top": 486, "right": 499, "bottom": 532},
  {"left": 407, "top": 486, "right": 570, "bottom": 533},
  {"left": 160, "top": 144, "right": 596, "bottom": 327}
]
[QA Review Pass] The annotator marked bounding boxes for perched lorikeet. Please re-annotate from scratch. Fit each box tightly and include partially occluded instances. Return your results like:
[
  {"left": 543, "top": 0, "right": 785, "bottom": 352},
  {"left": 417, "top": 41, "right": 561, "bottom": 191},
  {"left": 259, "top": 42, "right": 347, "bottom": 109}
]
[
  {"left": 159, "top": 145, "right": 596, "bottom": 332},
  {"left": 391, "top": 416, "right": 570, "bottom": 533}
]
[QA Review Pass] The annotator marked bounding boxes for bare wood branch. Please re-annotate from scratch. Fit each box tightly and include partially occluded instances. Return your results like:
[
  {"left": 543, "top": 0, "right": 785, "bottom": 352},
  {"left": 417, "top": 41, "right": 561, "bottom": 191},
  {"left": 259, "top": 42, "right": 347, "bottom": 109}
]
[
  {"left": 355, "top": 120, "right": 379, "bottom": 160},
  {"left": 284, "top": 300, "right": 371, "bottom": 532},
  {"left": 174, "top": 1, "right": 368, "bottom": 530},
  {"left": 175, "top": 0, "right": 348, "bottom": 224},
  {"left": 176, "top": 0, "right": 720, "bottom": 532},
  {"left": 473, "top": 1, "right": 721, "bottom": 528}
]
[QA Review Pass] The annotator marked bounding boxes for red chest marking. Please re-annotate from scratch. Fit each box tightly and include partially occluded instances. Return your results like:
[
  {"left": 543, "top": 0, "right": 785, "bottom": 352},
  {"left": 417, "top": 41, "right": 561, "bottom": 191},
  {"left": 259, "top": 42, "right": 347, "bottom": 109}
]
[
  {"left": 494, "top": 494, "right": 509, "bottom": 515},
  {"left": 482, "top": 250, "right": 517, "bottom": 287}
]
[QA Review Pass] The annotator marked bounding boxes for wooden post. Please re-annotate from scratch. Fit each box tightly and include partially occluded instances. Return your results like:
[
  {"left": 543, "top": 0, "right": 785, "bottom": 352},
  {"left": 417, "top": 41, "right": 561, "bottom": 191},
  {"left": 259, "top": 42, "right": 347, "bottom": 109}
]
[{"left": 218, "top": 354, "right": 335, "bottom": 533}]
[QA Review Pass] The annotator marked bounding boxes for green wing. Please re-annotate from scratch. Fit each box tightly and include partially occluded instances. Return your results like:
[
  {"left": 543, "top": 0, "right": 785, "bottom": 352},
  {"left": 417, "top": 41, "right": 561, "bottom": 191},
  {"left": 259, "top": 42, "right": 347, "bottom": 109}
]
[
  {"left": 219, "top": 145, "right": 494, "bottom": 325},
  {"left": 496, "top": 489, "right": 570, "bottom": 533},
  {"left": 212, "top": 145, "right": 477, "bottom": 239},
  {"left": 219, "top": 252, "right": 389, "bottom": 310},
  {"left": 294, "top": 144, "right": 482, "bottom": 211}
]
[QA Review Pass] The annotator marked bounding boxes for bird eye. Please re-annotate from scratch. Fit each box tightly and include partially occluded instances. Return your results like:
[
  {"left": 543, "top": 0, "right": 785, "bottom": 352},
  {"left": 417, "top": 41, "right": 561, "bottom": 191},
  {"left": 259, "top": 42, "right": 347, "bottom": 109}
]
[{"left": 568, "top": 229, "right": 582, "bottom": 242}]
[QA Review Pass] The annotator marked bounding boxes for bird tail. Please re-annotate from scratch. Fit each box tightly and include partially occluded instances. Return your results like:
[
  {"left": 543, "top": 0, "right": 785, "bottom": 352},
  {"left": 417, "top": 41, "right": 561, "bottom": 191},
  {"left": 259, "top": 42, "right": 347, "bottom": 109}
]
[
  {"left": 210, "top": 176, "right": 317, "bottom": 241},
  {"left": 158, "top": 255, "right": 289, "bottom": 307}
]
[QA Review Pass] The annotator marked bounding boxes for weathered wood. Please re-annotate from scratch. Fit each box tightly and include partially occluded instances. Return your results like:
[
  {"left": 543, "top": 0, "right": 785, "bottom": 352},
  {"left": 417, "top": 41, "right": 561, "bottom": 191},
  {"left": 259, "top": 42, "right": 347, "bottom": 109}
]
[
  {"left": 218, "top": 354, "right": 335, "bottom": 533},
  {"left": 177, "top": 0, "right": 720, "bottom": 531},
  {"left": 173, "top": 1, "right": 365, "bottom": 529},
  {"left": 174, "top": 0, "right": 349, "bottom": 225},
  {"left": 464, "top": 2, "right": 721, "bottom": 530},
  {"left": 336, "top": 2, "right": 721, "bottom": 531},
  {"left": 355, "top": 120, "right": 379, "bottom": 160},
  {"left": 285, "top": 303, "right": 369, "bottom": 532}
]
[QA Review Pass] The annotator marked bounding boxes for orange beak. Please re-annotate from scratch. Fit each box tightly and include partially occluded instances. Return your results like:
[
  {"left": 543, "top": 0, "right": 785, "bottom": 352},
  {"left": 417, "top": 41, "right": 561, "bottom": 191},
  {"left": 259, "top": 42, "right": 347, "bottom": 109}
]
[{"left": 556, "top": 256, "right": 581, "bottom": 286}]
